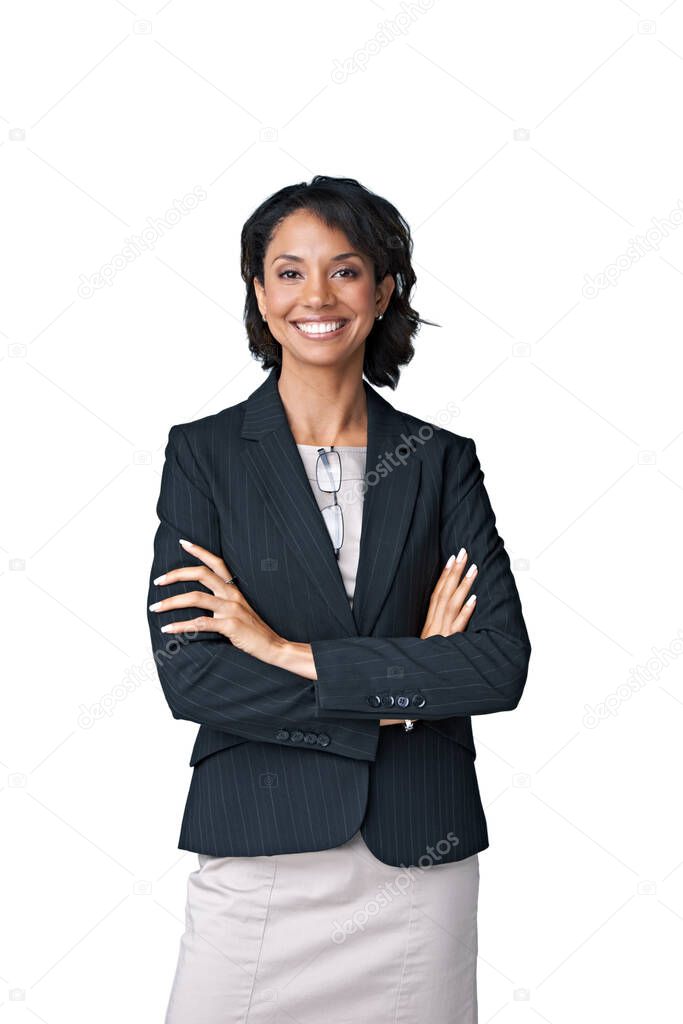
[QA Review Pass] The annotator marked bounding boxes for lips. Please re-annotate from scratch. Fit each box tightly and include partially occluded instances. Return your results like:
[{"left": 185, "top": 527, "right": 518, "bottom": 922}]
[{"left": 291, "top": 319, "right": 349, "bottom": 337}]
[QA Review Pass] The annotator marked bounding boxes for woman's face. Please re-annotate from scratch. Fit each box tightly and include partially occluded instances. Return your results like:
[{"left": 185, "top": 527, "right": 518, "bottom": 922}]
[{"left": 254, "top": 208, "right": 394, "bottom": 370}]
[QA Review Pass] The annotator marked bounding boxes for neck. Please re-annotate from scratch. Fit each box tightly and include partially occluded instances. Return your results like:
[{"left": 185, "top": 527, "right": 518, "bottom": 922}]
[{"left": 276, "top": 359, "right": 368, "bottom": 447}]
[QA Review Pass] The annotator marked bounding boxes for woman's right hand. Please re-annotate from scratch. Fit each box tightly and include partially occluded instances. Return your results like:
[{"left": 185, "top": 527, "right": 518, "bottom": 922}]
[{"left": 379, "top": 548, "right": 478, "bottom": 726}]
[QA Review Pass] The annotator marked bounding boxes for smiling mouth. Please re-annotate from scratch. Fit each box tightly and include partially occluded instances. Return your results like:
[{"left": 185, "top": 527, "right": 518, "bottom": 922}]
[{"left": 291, "top": 319, "right": 349, "bottom": 337}]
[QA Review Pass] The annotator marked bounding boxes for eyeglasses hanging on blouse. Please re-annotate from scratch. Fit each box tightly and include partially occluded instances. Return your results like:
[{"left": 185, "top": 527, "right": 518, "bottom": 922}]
[{"left": 315, "top": 446, "right": 343, "bottom": 559}]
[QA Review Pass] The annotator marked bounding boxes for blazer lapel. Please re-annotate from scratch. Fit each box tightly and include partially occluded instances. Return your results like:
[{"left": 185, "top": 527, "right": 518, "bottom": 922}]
[
  {"left": 240, "top": 365, "right": 421, "bottom": 638},
  {"left": 351, "top": 417, "right": 421, "bottom": 637}
]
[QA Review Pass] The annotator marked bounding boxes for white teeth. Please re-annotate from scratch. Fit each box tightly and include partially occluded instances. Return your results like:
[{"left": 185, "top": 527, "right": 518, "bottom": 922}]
[{"left": 294, "top": 320, "right": 346, "bottom": 335}]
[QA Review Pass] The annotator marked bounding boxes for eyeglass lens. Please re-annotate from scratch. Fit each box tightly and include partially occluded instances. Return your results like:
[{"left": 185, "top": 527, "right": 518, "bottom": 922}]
[{"left": 316, "top": 449, "right": 341, "bottom": 492}]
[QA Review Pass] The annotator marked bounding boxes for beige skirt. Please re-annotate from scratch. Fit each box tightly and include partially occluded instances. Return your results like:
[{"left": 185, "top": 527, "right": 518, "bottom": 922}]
[{"left": 165, "top": 828, "right": 480, "bottom": 1024}]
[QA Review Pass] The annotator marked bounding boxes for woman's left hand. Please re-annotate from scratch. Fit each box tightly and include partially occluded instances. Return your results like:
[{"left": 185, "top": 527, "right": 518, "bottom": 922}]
[{"left": 149, "top": 539, "right": 285, "bottom": 664}]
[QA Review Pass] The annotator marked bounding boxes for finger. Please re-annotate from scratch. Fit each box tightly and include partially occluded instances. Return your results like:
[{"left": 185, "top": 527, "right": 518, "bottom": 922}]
[
  {"left": 427, "top": 564, "right": 478, "bottom": 640},
  {"left": 160, "top": 615, "right": 220, "bottom": 635},
  {"left": 178, "top": 539, "right": 232, "bottom": 582},
  {"left": 439, "top": 563, "right": 477, "bottom": 624},
  {"left": 426, "top": 553, "right": 468, "bottom": 628},
  {"left": 149, "top": 591, "right": 221, "bottom": 614},
  {"left": 154, "top": 566, "right": 216, "bottom": 587},
  {"left": 446, "top": 593, "right": 477, "bottom": 634},
  {"left": 440, "top": 555, "right": 476, "bottom": 605},
  {"left": 451, "top": 563, "right": 477, "bottom": 611},
  {"left": 431, "top": 548, "right": 468, "bottom": 603},
  {"left": 153, "top": 565, "right": 219, "bottom": 588},
  {"left": 428, "top": 548, "right": 471, "bottom": 626},
  {"left": 423, "top": 554, "right": 460, "bottom": 631},
  {"left": 436, "top": 561, "right": 477, "bottom": 622}
]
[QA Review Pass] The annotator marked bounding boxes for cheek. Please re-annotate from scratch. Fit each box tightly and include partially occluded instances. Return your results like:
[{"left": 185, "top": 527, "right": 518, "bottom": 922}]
[
  {"left": 265, "top": 281, "right": 292, "bottom": 314},
  {"left": 347, "top": 279, "right": 377, "bottom": 312}
]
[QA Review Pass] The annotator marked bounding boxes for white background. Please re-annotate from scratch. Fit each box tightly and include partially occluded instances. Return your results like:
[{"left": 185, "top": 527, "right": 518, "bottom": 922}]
[{"left": 2, "top": 0, "right": 682, "bottom": 1020}]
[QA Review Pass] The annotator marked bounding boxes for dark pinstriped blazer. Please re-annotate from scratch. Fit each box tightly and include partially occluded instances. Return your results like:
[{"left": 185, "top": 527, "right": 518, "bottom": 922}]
[{"left": 146, "top": 363, "right": 531, "bottom": 867}]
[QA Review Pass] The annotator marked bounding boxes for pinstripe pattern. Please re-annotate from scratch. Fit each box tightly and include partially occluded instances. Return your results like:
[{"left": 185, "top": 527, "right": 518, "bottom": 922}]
[{"left": 147, "top": 364, "right": 531, "bottom": 867}]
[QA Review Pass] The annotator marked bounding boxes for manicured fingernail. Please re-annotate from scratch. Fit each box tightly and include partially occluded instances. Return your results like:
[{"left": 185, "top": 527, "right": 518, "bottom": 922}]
[
  {"left": 465, "top": 594, "right": 477, "bottom": 606},
  {"left": 446, "top": 554, "right": 455, "bottom": 568},
  {"left": 160, "top": 624, "right": 174, "bottom": 632},
  {"left": 465, "top": 563, "right": 477, "bottom": 578},
  {"left": 456, "top": 547, "right": 467, "bottom": 562},
  {"left": 153, "top": 574, "right": 166, "bottom": 585},
  {"left": 149, "top": 602, "right": 162, "bottom": 611},
  {"left": 179, "top": 539, "right": 193, "bottom": 549}
]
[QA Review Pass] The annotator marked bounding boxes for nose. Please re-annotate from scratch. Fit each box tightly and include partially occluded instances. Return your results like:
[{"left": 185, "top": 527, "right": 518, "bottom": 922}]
[{"left": 299, "top": 269, "right": 335, "bottom": 308}]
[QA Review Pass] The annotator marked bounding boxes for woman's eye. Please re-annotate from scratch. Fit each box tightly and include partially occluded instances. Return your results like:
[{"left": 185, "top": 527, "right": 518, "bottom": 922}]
[{"left": 278, "top": 267, "right": 358, "bottom": 280}]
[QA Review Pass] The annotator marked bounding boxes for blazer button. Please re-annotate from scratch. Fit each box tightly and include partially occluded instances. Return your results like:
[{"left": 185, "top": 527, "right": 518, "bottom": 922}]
[
  {"left": 276, "top": 729, "right": 290, "bottom": 741},
  {"left": 410, "top": 693, "right": 426, "bottom": 708},
  {"left": 367, "top": 695, "right": 382, "bottom": 708},
  {"left": 304, "top": 732, "right": 318, "bottom": 744},
  {"left": 290, "top": 730, "right": 304, "bottom": 742},
  {"left": 317, "top": 733, "right": 331, "bottom": 747},
  {"left": 380, "top": 694, "right": 395, "bottom": 708},
  {"left": 396, "top": 695, "right": 410, "bottom": 709}
]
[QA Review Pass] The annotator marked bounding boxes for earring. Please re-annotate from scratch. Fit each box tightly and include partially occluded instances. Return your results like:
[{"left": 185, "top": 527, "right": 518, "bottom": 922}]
[
  {"left": 262, "top": 315, "right": 267, "bottom": 322},
  {"left": 376, "top": 313, "right": 383, "bottom": 320}
]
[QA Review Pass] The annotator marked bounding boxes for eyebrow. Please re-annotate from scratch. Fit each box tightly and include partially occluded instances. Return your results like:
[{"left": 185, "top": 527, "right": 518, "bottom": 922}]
[{"left": 271, "top": 252, "right": 363, "bottom": 266}]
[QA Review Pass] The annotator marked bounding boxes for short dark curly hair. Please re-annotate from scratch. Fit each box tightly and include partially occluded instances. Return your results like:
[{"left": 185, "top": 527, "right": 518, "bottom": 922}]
[{"left": 240, "top": 174, "right": 440, "bottom": 389}]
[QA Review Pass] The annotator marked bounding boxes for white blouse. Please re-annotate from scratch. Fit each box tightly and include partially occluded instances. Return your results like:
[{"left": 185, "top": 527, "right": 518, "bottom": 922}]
[{"left": 295, "top": 444, "right": 367, "bottom": 609}]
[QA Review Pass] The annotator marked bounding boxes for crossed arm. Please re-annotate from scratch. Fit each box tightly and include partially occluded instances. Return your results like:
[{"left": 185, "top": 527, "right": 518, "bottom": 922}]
[{"left": 147, "top": 425, "right": 531, "bottom": 758}]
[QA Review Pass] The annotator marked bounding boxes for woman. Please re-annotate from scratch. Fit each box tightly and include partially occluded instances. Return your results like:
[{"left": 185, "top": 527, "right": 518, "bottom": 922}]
[{"left": 147, "top": 175, "right": 532, "bottom": 1023}]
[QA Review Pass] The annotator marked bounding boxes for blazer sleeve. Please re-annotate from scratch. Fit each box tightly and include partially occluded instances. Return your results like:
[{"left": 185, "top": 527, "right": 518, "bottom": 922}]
[
  {"left": 311, "top": 434, "right": 532, "bottom": 719},
  {"left": 147, "top": 424, "right": 380, "bottom": 761}
]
